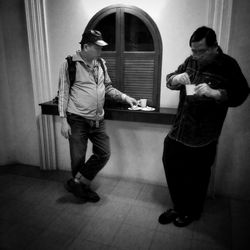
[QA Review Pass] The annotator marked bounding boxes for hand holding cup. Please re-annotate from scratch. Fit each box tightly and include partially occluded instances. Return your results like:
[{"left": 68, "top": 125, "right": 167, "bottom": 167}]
[
  {"left": 173, "top": 72, "right": 191, "bottom": 85},
  {"left": 185, "top": 84, "right": 196, "bottom": 95}
]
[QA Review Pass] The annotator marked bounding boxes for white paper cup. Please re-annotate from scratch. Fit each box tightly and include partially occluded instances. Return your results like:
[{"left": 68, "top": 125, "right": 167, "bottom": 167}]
[
  {"left": 185, "top": 84, "right": 196, "bottom": 95},
  {"left": 139, "top": 99, "right": 147, "bottom": 108}
]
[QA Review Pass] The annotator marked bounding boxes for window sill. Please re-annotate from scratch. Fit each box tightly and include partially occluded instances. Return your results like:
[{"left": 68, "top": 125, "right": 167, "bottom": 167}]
[{"left": 39, "top": 101, "right": 176, "bottom": 125}]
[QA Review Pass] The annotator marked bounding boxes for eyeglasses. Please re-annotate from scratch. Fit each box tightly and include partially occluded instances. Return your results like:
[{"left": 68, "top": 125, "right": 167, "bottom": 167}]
[{"left": 191, "top": 48, "right": 209, "bottom": 56}]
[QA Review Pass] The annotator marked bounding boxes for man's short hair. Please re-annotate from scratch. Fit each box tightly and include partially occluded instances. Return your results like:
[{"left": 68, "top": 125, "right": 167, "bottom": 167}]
[
  {"left": 189, "top": 26, "right": 218, "bottom": 47},
  {"left": 80, "top": 30, "right": 108, "bottom": 47}
]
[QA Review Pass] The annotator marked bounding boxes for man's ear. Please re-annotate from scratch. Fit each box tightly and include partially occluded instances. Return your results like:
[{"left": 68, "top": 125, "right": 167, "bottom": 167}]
[
  {"left": 83, "top": 43, "right": 88, "bottom": 51},
  {"left": 212, "top": 46, "right": 219, "bottom": 54}
]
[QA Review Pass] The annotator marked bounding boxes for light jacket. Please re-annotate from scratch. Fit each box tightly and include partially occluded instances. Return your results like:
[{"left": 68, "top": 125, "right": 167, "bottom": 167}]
[
  {"left": 58, "top": 51, "right": 125, "bottom": 120},
  {"left": 167, "top": 51, "right": 249, "bottom": 147}
]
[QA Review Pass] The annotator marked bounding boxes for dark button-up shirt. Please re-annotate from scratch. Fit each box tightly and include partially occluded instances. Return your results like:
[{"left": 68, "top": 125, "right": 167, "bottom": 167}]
[{"left": 167, "top": 52, "right": 249, "bottom": 147}]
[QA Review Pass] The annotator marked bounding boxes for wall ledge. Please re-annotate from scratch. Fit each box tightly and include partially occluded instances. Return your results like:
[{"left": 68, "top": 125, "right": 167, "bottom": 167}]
[{"left": 40, "top": 101, "right": 176, "bottom": 125}]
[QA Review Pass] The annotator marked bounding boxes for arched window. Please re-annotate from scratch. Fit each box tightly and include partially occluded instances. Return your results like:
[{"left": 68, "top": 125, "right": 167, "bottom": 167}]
[{"left": 86, "top": 5, "right": 162, "bottom": 108}]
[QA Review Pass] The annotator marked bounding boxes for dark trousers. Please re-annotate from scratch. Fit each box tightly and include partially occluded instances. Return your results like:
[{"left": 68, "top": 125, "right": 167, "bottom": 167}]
[
  {"left": 67, "top": 113, "right": 111, "bottom": 181},
  {"left": 162, "top": 136, "right": 217, "bottom": 217}
]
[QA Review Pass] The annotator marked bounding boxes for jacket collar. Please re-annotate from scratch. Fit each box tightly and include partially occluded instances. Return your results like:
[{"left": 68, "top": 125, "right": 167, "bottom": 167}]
[{"left": 73, "top": 50, "right": 97, "bottom": 67}]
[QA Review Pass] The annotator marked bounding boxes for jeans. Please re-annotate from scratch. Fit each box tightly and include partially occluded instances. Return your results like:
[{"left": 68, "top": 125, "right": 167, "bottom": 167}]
[
  {"left": 162, "top": 136, "right": 217, "bottom": 216},
  {"left": 67, "top": 113, "right": 110, "bottom": 180}
]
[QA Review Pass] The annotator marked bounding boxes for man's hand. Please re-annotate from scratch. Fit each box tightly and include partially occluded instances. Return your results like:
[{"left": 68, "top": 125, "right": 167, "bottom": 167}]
[
  {"left": 125, "top": 95, "right": 138, "bottom": 107},
  {"left": 173, "top": 72, "right": 191, "bottom": 85},
  {"left": 61, "top": 117, "right": 71, "bottom": 139},
  {"left": 195, "top": 83, "right": 221, "bottom": 100}
]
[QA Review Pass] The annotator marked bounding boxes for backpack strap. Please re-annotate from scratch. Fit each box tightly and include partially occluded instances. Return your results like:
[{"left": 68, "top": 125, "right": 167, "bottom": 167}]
[
  {"left": 66, "top": 55, "right": 76, "bottom": 88},
  {"left": 97, "top": 57, "right": 106, "bottom": 82},
  {"left": 52, "top": 56, "right": 75, "bottom": 103},
  {"left": 65, "top": 56, "right": 106, "bottom": 89}
]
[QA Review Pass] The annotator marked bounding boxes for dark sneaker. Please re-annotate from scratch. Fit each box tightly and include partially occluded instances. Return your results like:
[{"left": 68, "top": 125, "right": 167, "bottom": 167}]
[
  {"left": 158, "top": 209, "right": 179, "bottom": 224},
  {"left": 173, "top": 214, "right": 200, "bottom": 227},
  {"left": 65, "top": 179, "right": 86, "bottom": 200},
  {"left": 65, "top": 179, "right": 100, "bottom": 203},
  {"left": 173, "top": 215, "right": 194, "bottom": 227},
  {"left": 81, "top": 183, "right": 100, "bottom": 203}
]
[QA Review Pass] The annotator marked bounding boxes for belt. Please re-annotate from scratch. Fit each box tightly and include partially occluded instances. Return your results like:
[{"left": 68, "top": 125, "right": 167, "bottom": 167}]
[
  {"left": 89, "top": 119, "right": 100, "bottom": 128},
  {"left": 66, "top": 112, "right": 103, "bottom": 128}
]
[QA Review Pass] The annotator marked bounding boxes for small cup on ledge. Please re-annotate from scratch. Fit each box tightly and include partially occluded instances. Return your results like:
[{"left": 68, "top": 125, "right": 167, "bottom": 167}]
[{"left": 138, "top": 99, "right": 147, "bottom": 108}]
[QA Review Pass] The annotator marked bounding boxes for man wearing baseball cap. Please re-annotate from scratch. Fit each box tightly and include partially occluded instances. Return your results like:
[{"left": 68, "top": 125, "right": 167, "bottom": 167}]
[
  {"left": 58, "top": 29, "right": 137, "bottom": 202},
  {"left": 80, "top": 29, "right": 108, "bottom": 47}
]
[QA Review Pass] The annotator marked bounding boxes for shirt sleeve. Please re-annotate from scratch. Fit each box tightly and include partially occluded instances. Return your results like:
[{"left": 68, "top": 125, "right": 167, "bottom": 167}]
[
  {"left": 166, "top": 57, "right": 190, "bottom": 90},
  {"left": 225, "top": 58, "right": 250, "bottom": 107},
  {"left": 58, "top": 61, "right": 70, "bottom": 117}
]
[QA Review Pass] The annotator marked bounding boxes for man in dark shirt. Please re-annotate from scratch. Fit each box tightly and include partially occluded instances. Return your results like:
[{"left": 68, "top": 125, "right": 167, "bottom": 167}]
[{"left": 159, "top": 26, "right": 249, "bottom": 227}]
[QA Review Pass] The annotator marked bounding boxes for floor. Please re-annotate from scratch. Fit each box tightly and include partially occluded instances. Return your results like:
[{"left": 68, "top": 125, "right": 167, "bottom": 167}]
[{"left": 0, "top": 165, "right": 250, "bottom": 250}]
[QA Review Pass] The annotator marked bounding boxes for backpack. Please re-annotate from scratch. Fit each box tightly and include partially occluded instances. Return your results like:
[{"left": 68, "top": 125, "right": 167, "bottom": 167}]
[{"left": 53, "top": 56, "right": 106, "bottom": 103}]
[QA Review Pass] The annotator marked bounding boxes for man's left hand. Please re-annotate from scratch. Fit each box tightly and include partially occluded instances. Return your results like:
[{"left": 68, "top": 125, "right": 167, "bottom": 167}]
[{"left": 195, "top": 83, "right": 221, "bottom": 100}]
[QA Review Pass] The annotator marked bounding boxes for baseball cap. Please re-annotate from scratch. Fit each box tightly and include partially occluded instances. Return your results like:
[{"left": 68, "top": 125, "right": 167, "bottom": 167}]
[{"left": 80, "top": 30, "right": 108, "bottom": 47}]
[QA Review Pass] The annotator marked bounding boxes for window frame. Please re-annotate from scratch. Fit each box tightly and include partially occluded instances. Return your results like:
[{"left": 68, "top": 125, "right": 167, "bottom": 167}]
[{"left": 85, "top": 4, "right": 162, "bottom": 109}]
